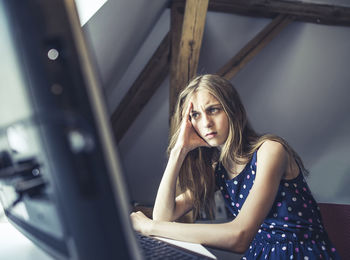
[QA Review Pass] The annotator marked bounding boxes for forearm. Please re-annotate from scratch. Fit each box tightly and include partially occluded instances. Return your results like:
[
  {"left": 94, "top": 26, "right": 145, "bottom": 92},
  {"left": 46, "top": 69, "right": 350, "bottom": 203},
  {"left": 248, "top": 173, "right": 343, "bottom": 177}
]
[
  {"left": 148, "top": 220, "right": 247, "bottom": 253},
  {"left": 153, "top": 146, "right": 188, "bottom": 221}
]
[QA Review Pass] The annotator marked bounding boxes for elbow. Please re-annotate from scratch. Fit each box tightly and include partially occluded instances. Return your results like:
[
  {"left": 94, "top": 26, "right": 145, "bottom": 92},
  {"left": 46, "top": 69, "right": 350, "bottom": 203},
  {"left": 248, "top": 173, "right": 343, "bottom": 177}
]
[
  {"left": 227, "top": 228, "right": 251, "bottom": 254},
  {"left": 233, "top": 242, "right": 249, "bottom": 255}
]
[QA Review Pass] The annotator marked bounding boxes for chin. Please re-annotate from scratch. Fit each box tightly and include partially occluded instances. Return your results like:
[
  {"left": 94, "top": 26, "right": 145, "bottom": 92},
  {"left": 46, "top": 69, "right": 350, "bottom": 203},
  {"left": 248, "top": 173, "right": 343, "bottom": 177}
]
[{"left": 207, "top": 140, "right": 223, "bottom": 147}]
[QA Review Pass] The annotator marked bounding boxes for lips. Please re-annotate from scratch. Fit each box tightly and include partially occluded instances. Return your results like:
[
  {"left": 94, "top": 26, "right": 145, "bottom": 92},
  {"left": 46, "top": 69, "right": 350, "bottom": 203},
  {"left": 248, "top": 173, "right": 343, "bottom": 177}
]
[{"left": 205, "top": 132, "right": 217, "bottom": 139}]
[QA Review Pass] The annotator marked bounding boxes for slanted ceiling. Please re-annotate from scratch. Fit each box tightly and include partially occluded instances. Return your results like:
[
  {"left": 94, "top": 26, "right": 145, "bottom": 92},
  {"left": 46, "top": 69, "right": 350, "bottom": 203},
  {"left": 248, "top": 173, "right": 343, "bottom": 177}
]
[{"left": 110, "top": 0, "right": 350, "bottom": 143}]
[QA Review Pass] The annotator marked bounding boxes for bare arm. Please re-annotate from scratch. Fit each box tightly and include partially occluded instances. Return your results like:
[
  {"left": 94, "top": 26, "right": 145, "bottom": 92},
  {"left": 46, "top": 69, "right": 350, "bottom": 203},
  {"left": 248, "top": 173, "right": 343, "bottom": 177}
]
[
  {"left": 132, "top": 141, "right": 288, "bottom": 253},
  {"left": 152, "top": 146, "right": 192, "bottom": 221},
  {"left": 132, "top": 213, "right": 244, "bottom": 252},
  {"left": 152, "top": 102, "right": 209, "bottom": 221}
]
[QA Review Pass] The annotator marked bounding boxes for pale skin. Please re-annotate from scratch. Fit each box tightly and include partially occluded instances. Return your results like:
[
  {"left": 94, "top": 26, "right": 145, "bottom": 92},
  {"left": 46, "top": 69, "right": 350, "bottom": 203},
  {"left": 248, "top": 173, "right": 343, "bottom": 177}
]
[{"left": 130, "top": 90, "right": 300, "bottom": 253}]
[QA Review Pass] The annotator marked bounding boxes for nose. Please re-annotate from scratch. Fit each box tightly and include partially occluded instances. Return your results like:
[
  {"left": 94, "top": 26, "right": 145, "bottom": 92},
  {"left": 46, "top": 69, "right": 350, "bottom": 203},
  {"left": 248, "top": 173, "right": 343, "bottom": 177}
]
[{"left": 202, "top": 114, "right": 213, "bottom": 128}]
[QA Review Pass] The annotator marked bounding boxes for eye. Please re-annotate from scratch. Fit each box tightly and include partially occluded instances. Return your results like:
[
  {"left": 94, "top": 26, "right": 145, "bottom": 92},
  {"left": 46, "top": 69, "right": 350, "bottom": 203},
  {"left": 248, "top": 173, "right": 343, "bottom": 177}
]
[
  {"left": 191, "top": 112, "right": 199, "bottom": 119},
  {"left": 208, "top": 107, "right": 220, "bottom": 114}
]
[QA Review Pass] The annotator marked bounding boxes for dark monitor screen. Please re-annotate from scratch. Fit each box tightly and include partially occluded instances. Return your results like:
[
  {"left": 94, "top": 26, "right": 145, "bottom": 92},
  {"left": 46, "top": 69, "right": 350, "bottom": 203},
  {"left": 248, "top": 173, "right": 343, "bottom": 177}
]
[{"left": 0, "top": 0, "right": 141, "bottom": 259}]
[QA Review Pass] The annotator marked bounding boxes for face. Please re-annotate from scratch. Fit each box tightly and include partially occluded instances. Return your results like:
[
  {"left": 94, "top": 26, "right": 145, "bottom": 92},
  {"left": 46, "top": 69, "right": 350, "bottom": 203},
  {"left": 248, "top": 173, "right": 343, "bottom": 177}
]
[{"left": 189, "top": 89, "right": 229, "bottom": 148}]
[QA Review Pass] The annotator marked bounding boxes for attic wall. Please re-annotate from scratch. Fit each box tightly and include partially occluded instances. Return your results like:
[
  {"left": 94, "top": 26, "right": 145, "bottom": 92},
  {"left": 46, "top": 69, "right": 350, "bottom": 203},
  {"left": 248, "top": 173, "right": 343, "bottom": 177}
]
[
  {"left": 82, "top": 0, "right": 168, "bottom": 94},
  {"left": 113, "top": 11, "right": 170, "bottom": 204},
  {"left": 105, "top": 10, "right": 350, "bottom": 206}
]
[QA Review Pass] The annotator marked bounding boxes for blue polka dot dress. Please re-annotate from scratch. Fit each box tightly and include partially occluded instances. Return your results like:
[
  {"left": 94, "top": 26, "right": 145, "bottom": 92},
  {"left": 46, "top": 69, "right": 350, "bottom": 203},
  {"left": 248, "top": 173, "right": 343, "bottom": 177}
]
[{"left": 215, "top": 151, "right": 341, "bottom": 260}]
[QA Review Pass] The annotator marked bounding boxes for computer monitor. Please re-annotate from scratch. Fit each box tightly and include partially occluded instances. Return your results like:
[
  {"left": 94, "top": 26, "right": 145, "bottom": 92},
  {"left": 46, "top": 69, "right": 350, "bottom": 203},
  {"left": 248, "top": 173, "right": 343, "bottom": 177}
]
[{"left": 0, "top": 0, "right": 142, "bottom": 259}]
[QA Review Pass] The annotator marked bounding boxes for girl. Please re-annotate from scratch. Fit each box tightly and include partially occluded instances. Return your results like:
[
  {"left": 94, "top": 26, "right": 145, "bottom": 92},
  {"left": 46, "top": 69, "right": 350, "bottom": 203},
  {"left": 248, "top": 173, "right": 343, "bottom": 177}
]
[{"left": 131, "top": 74, "right": 340, "bottom": 259}]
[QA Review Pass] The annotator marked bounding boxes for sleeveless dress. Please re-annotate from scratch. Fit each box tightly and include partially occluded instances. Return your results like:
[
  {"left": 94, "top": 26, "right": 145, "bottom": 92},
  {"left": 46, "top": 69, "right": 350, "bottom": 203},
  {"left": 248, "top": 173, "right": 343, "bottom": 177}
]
[{"left": 215, "top": 151, "right": 341, "bottom": 260}]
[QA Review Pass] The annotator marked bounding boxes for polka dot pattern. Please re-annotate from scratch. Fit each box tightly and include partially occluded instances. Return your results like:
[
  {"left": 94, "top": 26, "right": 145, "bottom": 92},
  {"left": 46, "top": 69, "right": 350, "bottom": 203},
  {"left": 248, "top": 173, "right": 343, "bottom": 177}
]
[{"left": 215, "top": 151, "right": 340, "bottom": 259}]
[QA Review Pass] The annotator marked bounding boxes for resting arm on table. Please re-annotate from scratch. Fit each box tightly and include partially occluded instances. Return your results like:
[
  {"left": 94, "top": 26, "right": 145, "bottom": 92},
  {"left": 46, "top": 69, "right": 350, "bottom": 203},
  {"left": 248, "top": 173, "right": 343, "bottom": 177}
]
[{"left": 131, "top": 141, "right": 287, "bottom": 253}]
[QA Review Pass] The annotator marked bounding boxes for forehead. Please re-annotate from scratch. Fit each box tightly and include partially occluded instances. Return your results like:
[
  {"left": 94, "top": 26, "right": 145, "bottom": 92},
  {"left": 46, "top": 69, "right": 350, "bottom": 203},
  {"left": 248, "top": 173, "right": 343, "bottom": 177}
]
[{"left": 189, "top": 89, "right": 219, "bottom": 108}]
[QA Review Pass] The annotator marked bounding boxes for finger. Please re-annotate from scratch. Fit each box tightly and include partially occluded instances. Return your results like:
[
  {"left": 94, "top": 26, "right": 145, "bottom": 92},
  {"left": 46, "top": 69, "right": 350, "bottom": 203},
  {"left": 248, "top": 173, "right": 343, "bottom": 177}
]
[
  {"left": 184, "top": 101, "right": 193, "bottom": 121},
  {"left": 136, "top": 211, "right": 145, "bottom": 217}
]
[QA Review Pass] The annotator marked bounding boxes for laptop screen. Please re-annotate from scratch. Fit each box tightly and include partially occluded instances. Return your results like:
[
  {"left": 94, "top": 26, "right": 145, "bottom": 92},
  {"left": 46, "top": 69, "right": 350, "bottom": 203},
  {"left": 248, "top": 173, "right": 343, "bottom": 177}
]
[{"left": 0, "top": 0, "right": 141, "bottom": 259}]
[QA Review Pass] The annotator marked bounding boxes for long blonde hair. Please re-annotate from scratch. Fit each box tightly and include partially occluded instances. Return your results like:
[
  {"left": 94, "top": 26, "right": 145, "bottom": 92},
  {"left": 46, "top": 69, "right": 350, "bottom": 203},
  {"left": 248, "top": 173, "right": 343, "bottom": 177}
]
[{"left": 168, "top": 74, "right": 307, "bottom": 220}]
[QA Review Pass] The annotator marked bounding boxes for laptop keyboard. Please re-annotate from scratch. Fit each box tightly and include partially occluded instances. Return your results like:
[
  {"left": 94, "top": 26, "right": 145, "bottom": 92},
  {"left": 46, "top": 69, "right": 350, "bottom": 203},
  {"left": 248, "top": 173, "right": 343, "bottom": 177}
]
[{"left": 136, "top": 233, "right": 212, "bottom": 259}]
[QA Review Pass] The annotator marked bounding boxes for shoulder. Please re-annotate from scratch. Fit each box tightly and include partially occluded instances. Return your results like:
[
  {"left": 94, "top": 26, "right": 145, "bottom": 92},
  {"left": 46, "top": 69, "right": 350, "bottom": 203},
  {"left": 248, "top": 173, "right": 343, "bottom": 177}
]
[
  {"left": 257, "top": 140, "right": 286, "bottom": 156},
  {"left": 255, "top": 140, "right": 288, "bottom": 178}
]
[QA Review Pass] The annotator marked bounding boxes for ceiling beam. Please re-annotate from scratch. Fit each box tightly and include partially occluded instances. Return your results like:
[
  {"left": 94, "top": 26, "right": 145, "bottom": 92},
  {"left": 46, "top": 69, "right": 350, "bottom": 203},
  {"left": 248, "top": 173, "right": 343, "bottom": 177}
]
[
  {"left": 169, "top": 0, "right": 209, "bottom": 118},
  {"left": 217, "top": 14, "right": 293, "bottom": 80},
  {"left": 111, "top": 32, "right": 170, "bottom": 143},
  {"left": 169, "top": 1, "right": 184, "bottom": 118},
  {"left": 173, "top": 0, "right": 350, "bottom": 26}
]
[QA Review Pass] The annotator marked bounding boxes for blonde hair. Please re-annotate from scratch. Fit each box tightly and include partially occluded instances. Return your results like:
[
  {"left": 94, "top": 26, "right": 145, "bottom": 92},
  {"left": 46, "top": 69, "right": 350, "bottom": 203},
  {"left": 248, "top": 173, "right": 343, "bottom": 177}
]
[{"left": 168, "top": 74, "right": 307, "bottom": 220}]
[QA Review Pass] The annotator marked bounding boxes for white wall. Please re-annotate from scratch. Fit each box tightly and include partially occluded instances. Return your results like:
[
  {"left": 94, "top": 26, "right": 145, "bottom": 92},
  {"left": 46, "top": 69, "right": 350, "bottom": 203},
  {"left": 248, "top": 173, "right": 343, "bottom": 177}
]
[{"left": 103, "top": 10, "right": 350, "bottom": 206}]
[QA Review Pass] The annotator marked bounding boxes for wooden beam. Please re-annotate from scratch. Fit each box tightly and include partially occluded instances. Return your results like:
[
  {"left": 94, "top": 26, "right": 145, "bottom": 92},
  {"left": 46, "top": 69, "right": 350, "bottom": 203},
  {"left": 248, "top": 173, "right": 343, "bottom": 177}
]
[
  {"left": 169, "top": 1, "right": 185, "bottom": 118},
  {"left": 209, "top": 0, "right": 350, "bottom": 26},
  {"left": 173, "top": 0, "right": 350, "bottom": 26},
  {"left": 217, "top": 14, "right": 293, "bottom": 80},
  {"left": 169, "top": 0, "right": 209, "bottom": 118},
  {"left": 111, "top": 32, "right": 170, "bottom": 143}
]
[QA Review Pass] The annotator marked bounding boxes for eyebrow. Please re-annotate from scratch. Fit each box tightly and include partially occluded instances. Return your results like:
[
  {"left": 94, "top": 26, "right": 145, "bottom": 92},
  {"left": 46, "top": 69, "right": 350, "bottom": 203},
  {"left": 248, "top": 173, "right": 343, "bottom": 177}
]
[{"left": 191, "top": 103, "right": 221, "bottom": 113}]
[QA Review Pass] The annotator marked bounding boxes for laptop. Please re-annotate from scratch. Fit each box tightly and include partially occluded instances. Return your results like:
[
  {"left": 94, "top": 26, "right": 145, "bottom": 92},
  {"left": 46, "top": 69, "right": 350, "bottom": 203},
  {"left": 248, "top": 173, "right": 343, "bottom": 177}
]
[{"left": 0, "top": 0, "right": 215, "bottom": 259}]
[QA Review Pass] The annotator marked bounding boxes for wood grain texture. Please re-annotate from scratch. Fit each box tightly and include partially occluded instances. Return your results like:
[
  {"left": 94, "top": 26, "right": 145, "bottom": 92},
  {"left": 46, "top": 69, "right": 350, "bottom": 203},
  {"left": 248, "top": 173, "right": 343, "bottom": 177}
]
[
  {"left": 170, "top": 0, "right": 209, "bottom": 118},
  {"left": 169, "top": 1, "right": 185, "bottom": 118},
  {"left": 173, "top": 0, "right": 350, "bottom": 26}
]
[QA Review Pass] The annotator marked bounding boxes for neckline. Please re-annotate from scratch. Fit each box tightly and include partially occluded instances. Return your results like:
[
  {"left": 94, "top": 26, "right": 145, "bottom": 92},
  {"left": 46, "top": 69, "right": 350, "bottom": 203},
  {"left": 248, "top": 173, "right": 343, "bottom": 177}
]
[
  {"left": 228, "top": 162, "right": 249, "bottom": 180},
  {"left": 221, "top": 152, "right": 256, "bottom": 181}
]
